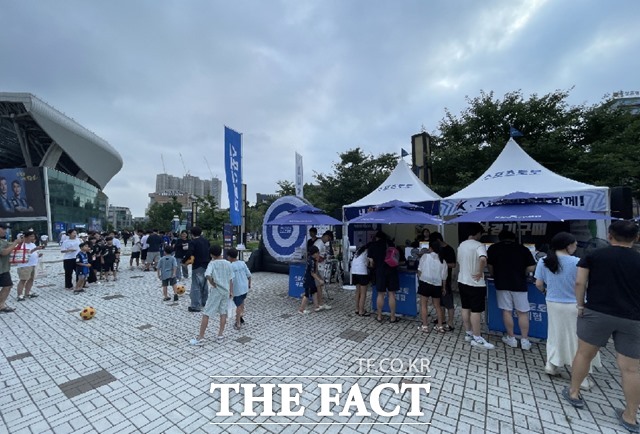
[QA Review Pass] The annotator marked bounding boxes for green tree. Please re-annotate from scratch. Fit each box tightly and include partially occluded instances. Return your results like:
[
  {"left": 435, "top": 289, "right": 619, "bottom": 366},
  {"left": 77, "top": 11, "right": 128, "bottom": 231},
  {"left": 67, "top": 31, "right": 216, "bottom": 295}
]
[
  {"left": 146, "top": 197, "right": 184, "bottom": 231},
  {"left": 195, "top": 195, "right": 228, "bottom": 240},
  {"left": 432, "top": 89, "right": 588, "bottom": 196},
  {"left": 575, "top": 101, "right": 640, "bottom": 199},
  {"left": 312, "top": 148, "right": 397, "bottom": 216}
]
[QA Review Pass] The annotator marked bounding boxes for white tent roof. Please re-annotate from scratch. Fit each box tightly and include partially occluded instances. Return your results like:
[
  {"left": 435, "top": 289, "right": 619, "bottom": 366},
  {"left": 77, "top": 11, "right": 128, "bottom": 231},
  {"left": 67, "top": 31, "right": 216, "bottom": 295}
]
[
  {"left": 441, "top": 138, "right": 609, "bottom": 215},
  {"left": 344, "top": 159, "right": 441, "bottom": 209}
]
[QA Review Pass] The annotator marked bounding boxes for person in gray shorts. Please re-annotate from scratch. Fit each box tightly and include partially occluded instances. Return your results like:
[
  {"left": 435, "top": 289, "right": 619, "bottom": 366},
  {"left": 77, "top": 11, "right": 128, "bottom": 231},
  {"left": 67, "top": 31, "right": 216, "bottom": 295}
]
[{"left": 563, "top": 220, "right": 640, "bottom": 433}]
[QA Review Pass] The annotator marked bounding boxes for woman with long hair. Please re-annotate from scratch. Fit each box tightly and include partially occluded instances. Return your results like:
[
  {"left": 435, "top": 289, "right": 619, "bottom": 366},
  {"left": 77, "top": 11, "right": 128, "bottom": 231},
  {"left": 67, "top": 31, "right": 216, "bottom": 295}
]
[
  {"left": 351, "top": 243, "right": 372, "bottom": 316},
  {"left": 417, "top": 241, "right": 447, "bottom": 333},
  {"left": 534, "top": 232, "right": 601, "bottom": 389}
]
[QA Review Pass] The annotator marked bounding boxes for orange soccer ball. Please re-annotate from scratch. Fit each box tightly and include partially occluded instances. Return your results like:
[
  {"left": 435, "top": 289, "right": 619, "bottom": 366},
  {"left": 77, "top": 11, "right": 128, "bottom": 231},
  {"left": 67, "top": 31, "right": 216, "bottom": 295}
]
[
  {"left": 80, "top": 306, "right": 96, "bottom": 320},
  {"left": 175, "top": 284, "right": 186, "bottom": 295}
]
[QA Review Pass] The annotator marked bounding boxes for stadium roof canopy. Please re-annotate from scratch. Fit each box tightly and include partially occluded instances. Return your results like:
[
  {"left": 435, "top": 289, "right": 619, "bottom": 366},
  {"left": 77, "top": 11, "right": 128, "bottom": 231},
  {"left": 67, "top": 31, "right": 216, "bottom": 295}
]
[{"left": 0, "top": 92, "right": 123, "bottom": 189}]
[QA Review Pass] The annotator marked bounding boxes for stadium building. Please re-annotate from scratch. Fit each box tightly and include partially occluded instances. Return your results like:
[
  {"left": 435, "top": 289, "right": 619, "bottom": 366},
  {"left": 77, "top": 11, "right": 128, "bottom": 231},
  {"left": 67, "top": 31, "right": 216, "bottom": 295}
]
[{"left": 0, "top": 92, "right": 122, "bottom": 240}]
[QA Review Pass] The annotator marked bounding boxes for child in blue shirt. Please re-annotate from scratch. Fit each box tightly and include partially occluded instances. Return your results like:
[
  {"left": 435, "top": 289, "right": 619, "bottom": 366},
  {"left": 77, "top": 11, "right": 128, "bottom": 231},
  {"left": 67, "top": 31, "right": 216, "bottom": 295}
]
[{"left": 74, "top": 242, "right": 92, "bottom": 293}]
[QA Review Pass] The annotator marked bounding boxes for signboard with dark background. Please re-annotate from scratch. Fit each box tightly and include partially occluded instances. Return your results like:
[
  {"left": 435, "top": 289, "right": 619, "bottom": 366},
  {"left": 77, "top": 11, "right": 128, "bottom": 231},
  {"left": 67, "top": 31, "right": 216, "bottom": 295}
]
[{"left": 0, "top": 167, "right": 47, "bottom": 222}]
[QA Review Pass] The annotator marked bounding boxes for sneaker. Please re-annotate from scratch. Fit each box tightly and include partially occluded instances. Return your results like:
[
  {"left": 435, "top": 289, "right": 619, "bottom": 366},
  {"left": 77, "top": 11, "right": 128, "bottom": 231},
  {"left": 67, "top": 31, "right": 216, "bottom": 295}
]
[
  {"left": 320, "top": 304, "right": 332, "bottom": 311},
  {"left": 217, "top": 335, "right": 224, "bottom": 343},
  {"left": 298, "top": 309, "right": 309, "bottom": 314},
  {"left": 187, "top": 307, "right": 201, "bottom": 312},
  {"left": 28, "top": 293, "right": 39, "bottom": 298},
  {"left": 544, "top": 362, "right": 560, "bottom": 376},
  {"left": 580, "top": 378, "right": 592, "bottom": 391},
  {"left": 189, "top": 338, "right": 204, "bottom": 346},
  {"left": 470, "top": 336, "right": 495, "bottom": 349},
  {"left": 73, "top": 289, "right": 85, "bottom": 293},
  {"left": 163, "top": 297, "right": 171, "bottom": 301},
  {"left": 520, "top": 339, "right": 532, "bottom": 351},
  {"left": 464, "top": 331, "right": 474, "bottom": 342},
  {"left": 17, "top": 296, "right": 25, "bottom": 302},
  {"left": 502, "top": 335, "right": 518, "bottom": 348},
  {"left": 173, "top": 294, "right": 179, "bottom": 302}
]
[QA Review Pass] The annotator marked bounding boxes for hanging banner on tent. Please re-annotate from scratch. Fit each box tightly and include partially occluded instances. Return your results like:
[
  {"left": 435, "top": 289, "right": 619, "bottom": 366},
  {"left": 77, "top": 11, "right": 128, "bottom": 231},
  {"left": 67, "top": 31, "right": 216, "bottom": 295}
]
[
  {"left": 224, "top": 126, "right": 242, "bottom": 226},
  {"left": 295, "top": 152, "right": 304, "bottom": 198}
]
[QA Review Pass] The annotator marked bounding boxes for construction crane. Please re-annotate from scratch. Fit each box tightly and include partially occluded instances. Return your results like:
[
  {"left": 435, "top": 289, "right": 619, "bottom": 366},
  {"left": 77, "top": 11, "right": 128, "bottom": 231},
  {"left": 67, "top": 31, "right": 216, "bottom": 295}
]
[
  {"left": 160, "top": 154, "right": 167, "bottom": 174},
  {"left": 203, "top": 156, "right": 214, "bottom": 179},
  {"left": 179, "top": 152, "right": 190, "bottom": 176}
]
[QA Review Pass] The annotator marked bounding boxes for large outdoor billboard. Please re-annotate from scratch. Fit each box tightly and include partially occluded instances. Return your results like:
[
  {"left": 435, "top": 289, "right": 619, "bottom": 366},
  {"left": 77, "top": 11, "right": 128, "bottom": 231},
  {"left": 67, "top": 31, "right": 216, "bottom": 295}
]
[{"left": 0, "top": 167, "right": 48, "bottom": 222}]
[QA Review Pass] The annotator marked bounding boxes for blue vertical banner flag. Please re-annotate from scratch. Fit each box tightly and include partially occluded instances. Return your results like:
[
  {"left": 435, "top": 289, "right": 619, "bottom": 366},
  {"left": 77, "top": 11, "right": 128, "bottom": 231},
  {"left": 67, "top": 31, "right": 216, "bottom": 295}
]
[
  {"left": 224, "top": 126, "right": 242, "bottom": 226},
  {"left": 295, "top": 152, "right": 304, "bottom": 198}
]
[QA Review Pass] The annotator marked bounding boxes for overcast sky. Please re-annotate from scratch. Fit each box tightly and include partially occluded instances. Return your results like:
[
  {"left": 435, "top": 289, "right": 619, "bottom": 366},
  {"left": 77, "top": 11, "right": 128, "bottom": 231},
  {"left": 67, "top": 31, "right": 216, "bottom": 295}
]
[{"left": 1, "top": 0, "right": 638, "bottom": 217}]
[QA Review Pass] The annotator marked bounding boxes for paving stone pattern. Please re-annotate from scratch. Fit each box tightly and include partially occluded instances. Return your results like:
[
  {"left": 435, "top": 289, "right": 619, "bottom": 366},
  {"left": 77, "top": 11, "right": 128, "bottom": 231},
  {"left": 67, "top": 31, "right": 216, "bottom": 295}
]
[{"left": 0, "top": 247, "right": 634, "bottom": 433}]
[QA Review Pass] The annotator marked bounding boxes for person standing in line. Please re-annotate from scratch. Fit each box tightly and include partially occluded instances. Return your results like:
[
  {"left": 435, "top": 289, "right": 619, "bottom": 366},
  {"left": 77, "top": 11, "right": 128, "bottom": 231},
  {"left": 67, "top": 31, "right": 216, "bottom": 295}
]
[
  {"left": 534, "top": 232, "right": 600, "bottom": 389},
  {"left": 564, "top": 221, "right": 640, "bottom": 433},
  {"left": 188, "top": 226, "right": 211, "bottom": 312},
  {"left": 417, "top": 241, "right": 448, "bottom": 333},
  {"left": 15, "top": 231, "right": 44, "bottom": 301},
  {"left": 351, "top": 244, "right": 372, "bottom": 316},
  {"left": 227, "top": 247, "right": 251, "bottom": 329},
  {"left": 306, "top": 227, "right": 319, "bottom": 251},
  {"left": 487, "top": 230, "right": 536, "bottom": 350},
  {"left": 0, "top": 225, "right": 23, "bottom": 313},
  {"left": 457, "top": 223, "right": 494, "bottom": 349},
  {"left": 370, "top": 232, "right": 400, "bottom": 323},
  {"left": 61, "top": 229, "right": 80, "bottom": 290},
  {"left": 429, "top": 232, "right": 456, "bottom": 331}
]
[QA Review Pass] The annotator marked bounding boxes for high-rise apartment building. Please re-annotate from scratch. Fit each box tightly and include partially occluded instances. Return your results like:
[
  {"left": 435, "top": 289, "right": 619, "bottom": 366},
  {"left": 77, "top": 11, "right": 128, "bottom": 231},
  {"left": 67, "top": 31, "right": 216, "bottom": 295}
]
[{"left": 153, "top": 173, "right": 222, "bottom": 208}]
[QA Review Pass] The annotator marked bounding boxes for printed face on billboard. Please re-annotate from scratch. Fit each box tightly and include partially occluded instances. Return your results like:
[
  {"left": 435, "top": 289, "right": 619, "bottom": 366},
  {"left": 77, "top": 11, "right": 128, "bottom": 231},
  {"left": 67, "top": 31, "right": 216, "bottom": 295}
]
[{"left": 0, "top": 168, "right": 47, "bottom": 222}]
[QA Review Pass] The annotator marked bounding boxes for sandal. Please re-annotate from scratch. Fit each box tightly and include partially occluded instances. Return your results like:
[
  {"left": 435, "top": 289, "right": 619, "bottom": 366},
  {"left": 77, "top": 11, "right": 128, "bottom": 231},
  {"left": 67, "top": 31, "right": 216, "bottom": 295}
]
[
  {"left": 390, "top": 317, "right": 401, "bottom": 323},
  {"left": 358, "top": 312, "right": 370, "bottom": 317},
  {"left": 562, "top": 386, "right": 585, "bottom": 408},
  {"left": 376, "top": 317, "right": 384, "bottom": 323},
  {"left": 418, "top": 325, "right": 430, "bottom": 333},
  {"left": 0, "top": 306, "right": 16, "bottom": 313},
  {"left": 443, "top": 324, "right": 454, "bottom": 332},
  {"left": 434, "top": 325, "right": 446, "bottom": 333}
]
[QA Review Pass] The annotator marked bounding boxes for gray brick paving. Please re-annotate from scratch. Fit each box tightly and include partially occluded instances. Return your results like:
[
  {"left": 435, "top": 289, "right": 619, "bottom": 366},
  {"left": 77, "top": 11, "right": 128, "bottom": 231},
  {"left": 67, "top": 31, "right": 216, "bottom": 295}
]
[{"left": 0, "top": 247, "right": 635, "bottom": 433}]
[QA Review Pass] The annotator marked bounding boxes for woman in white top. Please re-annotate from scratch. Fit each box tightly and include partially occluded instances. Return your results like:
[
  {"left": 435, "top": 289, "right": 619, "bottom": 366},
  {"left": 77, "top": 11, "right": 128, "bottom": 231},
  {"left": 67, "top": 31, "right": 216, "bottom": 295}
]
[
  {"left": 60, "top": 229, "right": 80, "bottom": 289},
  {"left": 534, "top": 232, "right": 601, "bottom": 390},
  {"left": 417, "top": 243, "right": 448, "bottom": 333},
  {"left": 351, "top": 244, "right": 372, "bottom": 316}
]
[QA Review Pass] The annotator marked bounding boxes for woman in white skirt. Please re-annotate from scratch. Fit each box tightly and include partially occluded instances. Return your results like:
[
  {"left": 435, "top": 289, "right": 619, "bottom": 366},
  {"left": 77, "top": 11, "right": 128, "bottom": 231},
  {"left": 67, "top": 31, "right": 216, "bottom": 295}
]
[
  {"left": 351, "top": 244, "right": 372, "bottom": 316},
  {"left": 534, "top": 232, "right": 601, "bottom": 390}
]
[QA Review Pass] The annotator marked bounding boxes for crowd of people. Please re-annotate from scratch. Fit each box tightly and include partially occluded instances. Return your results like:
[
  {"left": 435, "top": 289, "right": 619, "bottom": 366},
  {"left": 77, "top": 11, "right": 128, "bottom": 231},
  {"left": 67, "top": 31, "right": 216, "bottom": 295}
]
[{"left": 0, "top": 219, "right": 638, "bottom": 431}]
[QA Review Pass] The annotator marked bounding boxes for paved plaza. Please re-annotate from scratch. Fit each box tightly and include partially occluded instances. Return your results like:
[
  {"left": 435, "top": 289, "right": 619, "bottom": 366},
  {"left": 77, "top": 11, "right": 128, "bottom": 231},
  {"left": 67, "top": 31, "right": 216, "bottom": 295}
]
[{"left": 0, "top": 247, "right": 634, "bottom": 434}]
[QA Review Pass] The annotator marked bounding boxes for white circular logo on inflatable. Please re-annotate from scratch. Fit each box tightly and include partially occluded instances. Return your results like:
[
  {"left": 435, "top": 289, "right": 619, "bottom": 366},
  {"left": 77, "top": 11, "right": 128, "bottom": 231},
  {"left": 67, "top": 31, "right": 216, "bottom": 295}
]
[{"left": 262, "top": 196, "right": 308, "bottom": 262}]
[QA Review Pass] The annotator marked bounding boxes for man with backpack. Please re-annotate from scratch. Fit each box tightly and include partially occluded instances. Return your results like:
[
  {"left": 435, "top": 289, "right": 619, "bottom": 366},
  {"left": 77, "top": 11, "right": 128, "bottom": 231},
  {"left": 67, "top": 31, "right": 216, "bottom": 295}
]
[{"left": 369, "top": 231, "right": 401, "bottom": 323}]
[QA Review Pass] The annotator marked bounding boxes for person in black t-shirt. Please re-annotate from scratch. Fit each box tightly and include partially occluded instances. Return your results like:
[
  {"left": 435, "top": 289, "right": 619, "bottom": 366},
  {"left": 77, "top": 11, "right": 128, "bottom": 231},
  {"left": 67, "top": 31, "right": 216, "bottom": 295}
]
[
  {"left": 564, "top": 221, "right": 640, "bottom": 430},
  {"left": 487, "top": 230, "right": 536, "bottom": 350},
  {"left": 188, "top": 226, "right": 211, "bottom": 312},
  {"left": 145, "top": 229, "right": 163, "bottom": 271},
  {"left": 99, "top": 236, "right": 120, "bottom": 282},
  {"left": 298, "top": 246, "right": 324, "bottom": 314},
  {"left": 173, "top": 230, "right": 191, "bottom": 280},
  {"left": 429, "top": 232, "right": 456, "bottom": 331}
]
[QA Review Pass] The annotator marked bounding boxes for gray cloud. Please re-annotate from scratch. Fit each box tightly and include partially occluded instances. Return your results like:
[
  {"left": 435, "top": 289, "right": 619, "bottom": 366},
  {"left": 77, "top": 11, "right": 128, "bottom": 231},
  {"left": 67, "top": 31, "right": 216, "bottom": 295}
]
[{"left": 1, "top": 0, "right": 638, "bottom": 216}]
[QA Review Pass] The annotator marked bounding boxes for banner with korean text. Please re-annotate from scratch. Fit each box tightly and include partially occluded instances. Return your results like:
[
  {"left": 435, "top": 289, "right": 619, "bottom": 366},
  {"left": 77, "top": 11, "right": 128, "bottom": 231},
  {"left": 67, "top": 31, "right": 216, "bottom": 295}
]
[
  {"left": 224, "top": 126, "right": 242, "bottom": 226},
  {"left": 295, "top": 152, "right": 304, "bottom": 198}
]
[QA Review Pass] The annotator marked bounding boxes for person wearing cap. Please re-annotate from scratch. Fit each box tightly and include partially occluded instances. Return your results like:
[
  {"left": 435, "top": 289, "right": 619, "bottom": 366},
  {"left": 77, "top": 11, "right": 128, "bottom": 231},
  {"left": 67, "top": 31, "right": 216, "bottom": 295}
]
[{"left": 0, "top": 224, "right": 24, "bottom": 313}]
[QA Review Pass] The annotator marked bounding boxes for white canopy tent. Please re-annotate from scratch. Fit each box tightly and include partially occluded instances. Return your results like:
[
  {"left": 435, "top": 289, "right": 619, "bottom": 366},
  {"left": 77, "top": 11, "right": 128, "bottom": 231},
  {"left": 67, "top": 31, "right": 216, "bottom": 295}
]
[
  {"left": 343, "top": 159, "right": 442, "bottom": 220},
  {"left": 440, "top": 138, "right": 609, "bottom": 216}
]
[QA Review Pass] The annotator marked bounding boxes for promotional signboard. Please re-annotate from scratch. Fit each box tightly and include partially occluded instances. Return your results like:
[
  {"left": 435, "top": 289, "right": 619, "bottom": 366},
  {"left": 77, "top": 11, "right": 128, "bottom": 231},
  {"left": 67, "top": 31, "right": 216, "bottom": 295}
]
[{"left": 0, "top": 168, "right": 47, "bottom": 222}]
